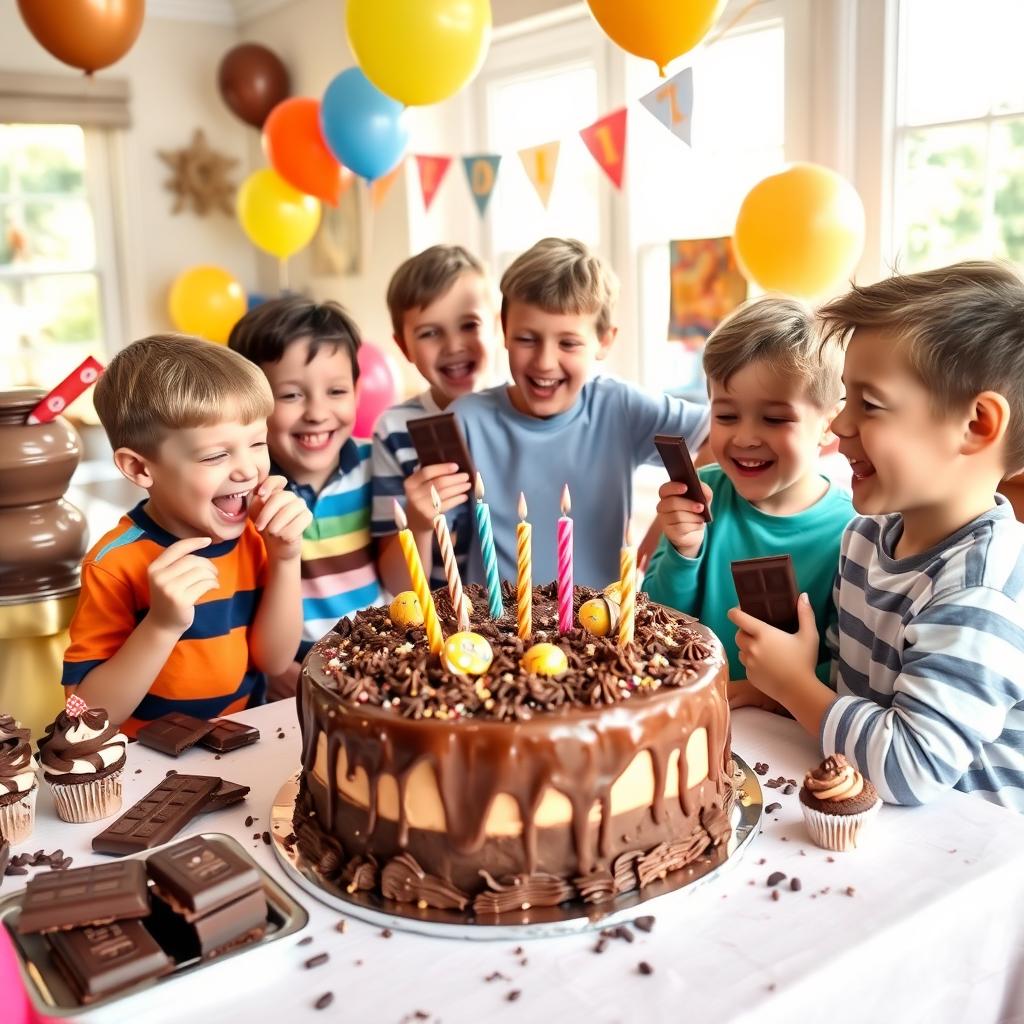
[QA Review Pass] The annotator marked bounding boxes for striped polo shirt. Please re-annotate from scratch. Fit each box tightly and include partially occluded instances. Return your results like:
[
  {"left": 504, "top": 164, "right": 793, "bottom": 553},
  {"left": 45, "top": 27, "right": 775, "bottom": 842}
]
[
  {"left": 822, "top": 498, "right": 1024, "bottom": 812},
  {"left": 278, "top": 438, "right": 382, "bottom": 659},
  {"left": 61, "top": 502, "right": 268, "bottom": 737}
]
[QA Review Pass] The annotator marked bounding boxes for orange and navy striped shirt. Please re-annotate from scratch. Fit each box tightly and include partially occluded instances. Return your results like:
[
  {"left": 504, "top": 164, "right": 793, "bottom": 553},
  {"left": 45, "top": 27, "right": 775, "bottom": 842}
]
[{"left": 61, "top": 502, "right": 268, "bottom": 737}]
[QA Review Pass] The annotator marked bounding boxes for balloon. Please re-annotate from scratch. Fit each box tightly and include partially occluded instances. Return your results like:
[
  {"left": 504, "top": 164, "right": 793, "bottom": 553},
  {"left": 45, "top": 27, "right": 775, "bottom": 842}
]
[
  {"left": 320, "top": 68, "right": 409, "bottom": 182},
  {"left": 346, "top": 0, "right": 491, "bottom": 106},
  {"left": 263, "top": 98, "right": 352, "bottom": 206},
  {"left": 586, "top": 0, "right": 722, "bottom": 75},
  {"left": 218, "top": 44, "right": 290, "bottom": 128},
  {"left": 168, "top": 266, "right": 247, "bottom": 344},
  {"left": 734, "top": 163, "right": 866, "bottom": 299},
  {"left": 17, "top": 0, "right": 144, "bottom": 74},
  {"left": 236, "top": 168, "right": 321, "bottom": 260},
  {"left": 354, "top": 343, "right": 398, "bottom": 438}
]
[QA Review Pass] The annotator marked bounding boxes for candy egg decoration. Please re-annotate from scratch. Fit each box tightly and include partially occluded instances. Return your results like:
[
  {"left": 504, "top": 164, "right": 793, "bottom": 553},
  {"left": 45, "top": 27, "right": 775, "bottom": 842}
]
[{"left": 389, "top": 591, "right": 424, "bottom": 629}]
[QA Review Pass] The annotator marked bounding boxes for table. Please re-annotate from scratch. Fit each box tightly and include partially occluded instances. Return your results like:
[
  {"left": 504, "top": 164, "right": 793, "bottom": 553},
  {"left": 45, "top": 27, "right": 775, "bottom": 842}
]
[{"left": 7, "top": 704, "right": 1024, "bottom": 1024}]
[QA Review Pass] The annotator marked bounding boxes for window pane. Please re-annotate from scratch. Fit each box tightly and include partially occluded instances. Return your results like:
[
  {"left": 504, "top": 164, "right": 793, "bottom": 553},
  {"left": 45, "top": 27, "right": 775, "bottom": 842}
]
[
  {"left": 0, "top": 124, "right": 87, "bottom": 195},
  {"left": 1, "top": 198, "right": 97, "bottom": 268},
  {"left": 992, "top": 119, "right": 1024, "bottom": 262}
]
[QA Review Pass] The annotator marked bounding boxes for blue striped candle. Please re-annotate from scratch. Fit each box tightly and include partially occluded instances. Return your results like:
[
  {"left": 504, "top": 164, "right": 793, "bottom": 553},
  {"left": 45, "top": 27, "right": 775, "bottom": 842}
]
[{"left": 474, "top": 473, "right": 503, "bottom": 619}]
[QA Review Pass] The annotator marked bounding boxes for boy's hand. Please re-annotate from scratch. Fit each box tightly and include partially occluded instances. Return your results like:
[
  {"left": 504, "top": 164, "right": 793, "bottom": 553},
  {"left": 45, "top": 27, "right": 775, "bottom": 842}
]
[
  {"left": 404, "top": 463, "right": 471, "bottom": 533},
  {"left": 729, "top": 679, "right": 787, "bottom": 714},
  {"left": 728, "top": 593, "right": 819, "bottom": 705},
  {"left": 147, "top": 536, "right": 218, "bottom": 635},
  {"left": 251, "top": 475, "right": 312, "bottom": 562},
  {"left": 656, "top": 480, "right": 713, "bottom": 558}
]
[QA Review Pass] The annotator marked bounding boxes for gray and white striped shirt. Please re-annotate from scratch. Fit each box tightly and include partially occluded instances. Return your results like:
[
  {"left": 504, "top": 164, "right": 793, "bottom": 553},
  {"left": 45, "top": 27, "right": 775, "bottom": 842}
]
[{"left": 823, "top": 497, "right": 1024, "bottom": 813}]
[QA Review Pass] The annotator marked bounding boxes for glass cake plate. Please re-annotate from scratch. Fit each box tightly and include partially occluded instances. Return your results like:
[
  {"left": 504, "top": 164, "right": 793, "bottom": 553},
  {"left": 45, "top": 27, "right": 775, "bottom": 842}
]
[{"left": 270, "top": 754, "right": 762, "bottom": 940}]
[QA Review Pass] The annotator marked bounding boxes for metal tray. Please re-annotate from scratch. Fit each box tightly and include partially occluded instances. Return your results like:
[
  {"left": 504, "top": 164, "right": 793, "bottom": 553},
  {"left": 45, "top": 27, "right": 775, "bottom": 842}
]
[
  {"left": 0, "top": 832, "right": 309, "bottom": 1016},
  {"left": 271, "top": 754, "right": 762, "bottom": 940}
]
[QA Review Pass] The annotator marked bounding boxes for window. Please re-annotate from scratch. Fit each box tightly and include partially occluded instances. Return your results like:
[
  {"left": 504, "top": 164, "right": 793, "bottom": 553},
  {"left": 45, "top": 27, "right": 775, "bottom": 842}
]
[{"left": 892, "top": 0, "right": 1024, "bottom": 271}]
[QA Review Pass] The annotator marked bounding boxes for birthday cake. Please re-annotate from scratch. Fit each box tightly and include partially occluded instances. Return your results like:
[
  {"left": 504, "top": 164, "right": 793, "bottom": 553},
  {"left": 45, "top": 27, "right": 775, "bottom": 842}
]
[{"left": 293, "top": 582, "right": 732, "bottom": 918}]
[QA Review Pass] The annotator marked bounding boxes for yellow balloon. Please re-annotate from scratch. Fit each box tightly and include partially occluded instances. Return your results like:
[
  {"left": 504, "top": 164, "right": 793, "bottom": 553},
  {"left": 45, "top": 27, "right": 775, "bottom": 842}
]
[
  {"left": 347, "top": 0, "right": 491, "bottom": 106},
  {"left": 587, "top": 0, "right": 723, "bottom": 74},
  {"left": 167, "top": 265, "right": 246, "bottom": 344},
  {"left": 236, "top": 168, "right": 321, "bottom": 260},
  {"left": 734, "top": 163, "right": 866, "bottom": 299}
]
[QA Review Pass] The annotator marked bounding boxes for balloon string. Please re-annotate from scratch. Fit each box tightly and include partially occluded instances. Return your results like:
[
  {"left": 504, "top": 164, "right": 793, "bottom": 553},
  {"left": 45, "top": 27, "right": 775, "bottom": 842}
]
[
  {"left": 278, "top": 257, "right": 290, "bottom": 294},
  {"left": 704, "top": 0, "right": 765, "bottom": 48}
]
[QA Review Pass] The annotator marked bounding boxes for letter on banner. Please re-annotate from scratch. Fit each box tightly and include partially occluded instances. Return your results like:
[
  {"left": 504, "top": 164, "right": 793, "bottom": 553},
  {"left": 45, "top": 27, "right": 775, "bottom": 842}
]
[
  {"left": 414, "top": 155, "right": 452, "bottom": 211},
  {"left": 639, "top": 66, "right": 694, "bottom": 146},
  {"left": 462, "top": 155, "right": 501, "bottom": 216},
  {"left": 518, "top": 141, "right": 560, "bottom": 208},
  {"left": 579, "top": 107, "right": 628, "bottom": 188}
]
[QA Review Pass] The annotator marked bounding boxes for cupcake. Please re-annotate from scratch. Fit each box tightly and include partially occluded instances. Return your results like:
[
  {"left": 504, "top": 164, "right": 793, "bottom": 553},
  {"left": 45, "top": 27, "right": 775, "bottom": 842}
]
[
  {"left": 799, "top": 754, "right": 881, "bottom": 851},
  {"left": 38, "top": 696, "right": 128, "bottom": 823},
  {"left": 0, "top": 725, "right": 37, "bottom": 844}
]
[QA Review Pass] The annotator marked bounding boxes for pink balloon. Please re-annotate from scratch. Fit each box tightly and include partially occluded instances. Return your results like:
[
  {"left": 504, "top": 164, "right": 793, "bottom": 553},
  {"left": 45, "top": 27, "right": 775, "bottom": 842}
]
[{"left": 354, "top": 342, "right": 398, "bottom": 438}]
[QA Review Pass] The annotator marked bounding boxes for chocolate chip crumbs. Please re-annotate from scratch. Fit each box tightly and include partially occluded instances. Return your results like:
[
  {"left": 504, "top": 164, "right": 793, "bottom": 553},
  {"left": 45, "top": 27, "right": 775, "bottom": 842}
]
[
  {"left": 765, "top": 802, "right": 781, "bottom": 814},
  {"left": 633, "top": 915, "right": 655, "bottom": 933},
  {"left": 261, "top": 831, "right": 271, "bottom": 845},
  {"left": 381, "top": 928, "right": 393, "bottom": 938},
  {"left": 305, "top": 953, "right": 329, "bottom": 968},
  {"left": 297, "top": 936, "right": 313, "bottom": 946},
  {"left": 594, "top": 938, "right": 608, "bottom": 954},
  {"left": 766, "top": 871, "right": 786, "bottom": 887},
  {"left": 244, "top": 815, "right": 254, "bottom": 827},
  {"left": 638, "top": 961, "right": 654, "bottom": 975},
  {"left": 335, "top": 919, "right": 348, "bottom": 933},
  {"left": 754, "top": 762, "right": 769, "bottom": 775},
  {"left": 845, "top": 886, "right": 856, "bottom": 896},
  {"left": 507, "top": 991, "right": 522, "bottom": 1002},
  {"left": 790, "top": 878, "right": 802, "bottom": 891},
  {"left": 771, "top": 890, "right": 780, "bottom": 902},
  {"left": 782, "top": 784, "right": 796, "bottom": 795},
  {"left": 485, "top": 971, "right": 509, "bottom": 982},
  {"left": 314, "top": 993, "right": 333, "bottom": 1010}
]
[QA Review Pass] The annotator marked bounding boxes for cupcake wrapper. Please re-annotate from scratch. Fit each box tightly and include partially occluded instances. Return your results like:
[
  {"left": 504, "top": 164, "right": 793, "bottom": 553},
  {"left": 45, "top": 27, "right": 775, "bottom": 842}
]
[
  {"left": 49, "top": 770, "right": 123, "bottom": 824},
  {"left": 0, "top": 784, "right": 38, "bottom": 844},
  {"left": 801, "top": 799, "right": 881, "bottom": 851}
]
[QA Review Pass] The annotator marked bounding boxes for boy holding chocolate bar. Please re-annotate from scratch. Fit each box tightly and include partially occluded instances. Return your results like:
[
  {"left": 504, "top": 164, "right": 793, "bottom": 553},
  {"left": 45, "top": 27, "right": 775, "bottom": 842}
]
[
  {"left": 642, "top": 297, "right": 853, "bottom": 700},
  {"left": 731, "top": 262, "right": 1024, "bottom": 811},
  {"left": 61, "top": 336, "right": 312, "bottom": 735}
]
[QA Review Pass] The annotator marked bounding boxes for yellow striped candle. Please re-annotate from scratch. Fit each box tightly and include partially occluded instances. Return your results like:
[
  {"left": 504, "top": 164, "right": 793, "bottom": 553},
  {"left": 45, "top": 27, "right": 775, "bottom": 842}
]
[
  {"left": 393, "top": 500, "right": 444, "bottom": 656},
  {"left": 516, "top": 492, "right": 532, "bottom": 642},
  {"left": 618, "top": 524, "right": 636, "bottom": 648}
]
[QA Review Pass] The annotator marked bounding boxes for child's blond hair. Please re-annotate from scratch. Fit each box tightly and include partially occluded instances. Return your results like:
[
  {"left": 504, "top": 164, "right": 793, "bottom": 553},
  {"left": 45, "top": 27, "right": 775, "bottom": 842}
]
[
  {"left": 500, "top": 237, "right": 619, "bottom": 337},
  {"left": 95, "top": 334, "right": 273, "bottom": 455},
  {"left": 818, "top": 260, "right": 1024, "bottom": 473}
]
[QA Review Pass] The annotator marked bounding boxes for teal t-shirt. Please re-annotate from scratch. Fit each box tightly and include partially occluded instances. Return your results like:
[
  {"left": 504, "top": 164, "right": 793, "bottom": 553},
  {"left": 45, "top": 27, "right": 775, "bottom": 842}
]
[{"left": 641, "top": 464, "right": 853, "bottom": 682}]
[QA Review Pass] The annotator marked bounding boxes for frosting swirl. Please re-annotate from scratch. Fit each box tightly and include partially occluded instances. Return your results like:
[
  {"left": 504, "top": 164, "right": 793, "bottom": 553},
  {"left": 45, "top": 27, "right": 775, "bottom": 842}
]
[
  {"left": 0, "top": 714, "right": 30, "bottom": 747},
  {"left": 0, "top": 739, "right": 37, "bottom": 795},
  {"left": 38, "top": 708, "right": 127, "bottom": 777},
  {"left": 803, "top": 754, "right": 864, "bottom": 802}
]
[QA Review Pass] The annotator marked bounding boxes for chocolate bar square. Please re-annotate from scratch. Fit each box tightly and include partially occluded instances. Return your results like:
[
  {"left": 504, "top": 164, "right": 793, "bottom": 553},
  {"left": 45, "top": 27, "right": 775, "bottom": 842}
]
[
  {"left": 146, "top": 835, "right": 261, "bottom": 919},
  {"left": 654, "top": 433, "right": 712, "bottom": 523},
  {"left": 17, "top": 861, "right": 150, "bottom": 935},
  {"left": 200, "top": 779, "right": 251, "bottom": 813},
  {"left": 148, "top": 888, "right": 267, "bottom": 961},
  {"left": 136, "top": 712, "right": 216, "bottom": 756},
  {"left": 91, "top": 775, "right": 221, "bottom": 856},
  {"left": 407, "top": 413, "right": 475, "bottom": 480},
  {"left": 198, "top": 719, "right": 260, "bottom": 753},
  {"left": 731, "top": 554, "right": 799, "bottom": 633},
  {"left": 47, "top": 919, "right": 172, "bottom": 1004}
]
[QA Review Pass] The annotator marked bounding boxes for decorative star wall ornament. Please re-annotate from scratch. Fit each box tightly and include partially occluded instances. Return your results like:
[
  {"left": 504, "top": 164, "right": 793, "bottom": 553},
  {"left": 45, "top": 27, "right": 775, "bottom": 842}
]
[{"left": 158, "top": 129, "right": 238, "bottom": 216}]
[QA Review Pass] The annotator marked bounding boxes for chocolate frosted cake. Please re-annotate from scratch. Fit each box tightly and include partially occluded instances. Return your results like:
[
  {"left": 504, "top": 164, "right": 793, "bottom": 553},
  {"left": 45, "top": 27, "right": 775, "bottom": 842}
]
[{"left": 294, "top": 583, "right": 733, "bottom": 918}]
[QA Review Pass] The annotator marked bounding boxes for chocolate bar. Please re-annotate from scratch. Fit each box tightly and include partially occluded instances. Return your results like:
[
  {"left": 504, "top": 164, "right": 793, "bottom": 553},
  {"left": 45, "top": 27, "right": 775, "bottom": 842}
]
[
  {"left": 407, "top": 413, "right": 476, "bottom": 480},
  {"left": 91, "top": 775, "right": 221, "bottom": 856},
  {"left": 654, "top": 434, "right": 712, "bottom": 524},
  {"left": 200, "top": 779, "right": 251, "bottom": 813},
  {"left": 136, "top": 712, "right": 216, "bottom": 756},
  {"left": 17, "top": 861, "right": 150, "bottom": 935},
  {"left": 47, "top": 919, "right": 172, "bottom": 1003},
  {"left": 198, "top": 719, "right": 260, "bottom": 753},
  {"left": 148, "top": 889, "right": 267, "bottom": 961},
  {"left": 730, "top": 554, "right": 799, "bottom": 633}
]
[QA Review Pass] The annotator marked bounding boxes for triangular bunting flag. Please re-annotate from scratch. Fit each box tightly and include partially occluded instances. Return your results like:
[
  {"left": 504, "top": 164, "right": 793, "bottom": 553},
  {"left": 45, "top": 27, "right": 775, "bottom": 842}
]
[
  {"left": 370, "top": 162, "right": 403, "bottom": 209},
  {"left": 414, "top": 155, "right": 452, "bottom": 211},
  {"left": 639, "top": 66, "right": 694, "bottom": 146},
  {"left": 579, "top": 107, "right": 628, "bottom": 189},
  {"left": 462, "top": 155, "right": 501, "bottom": 216},
  {"left": 518, "top": 141, "right": 560, "bottom": 209}
]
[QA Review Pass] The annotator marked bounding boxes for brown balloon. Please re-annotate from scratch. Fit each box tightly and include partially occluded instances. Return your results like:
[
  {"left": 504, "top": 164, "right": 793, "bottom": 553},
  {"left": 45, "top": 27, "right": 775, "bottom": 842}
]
[
  {"left": 218, "top": 44, "right": 291, "bottom": 129},
  {"left": 17, "top": 0, "right": 145, "bottom": 74}
]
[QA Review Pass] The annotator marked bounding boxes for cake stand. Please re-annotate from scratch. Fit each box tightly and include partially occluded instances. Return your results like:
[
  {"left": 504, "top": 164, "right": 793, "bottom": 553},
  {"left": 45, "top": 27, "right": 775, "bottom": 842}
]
[{"left": 270, "top": 755, "right": 762, "bottom": 941}]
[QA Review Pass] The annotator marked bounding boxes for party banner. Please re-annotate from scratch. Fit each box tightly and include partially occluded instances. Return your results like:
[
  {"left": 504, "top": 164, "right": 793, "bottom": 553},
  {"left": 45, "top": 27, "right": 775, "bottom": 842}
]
[
  {"left": 371, "top": 162, "right": 403, "bottom": 209},
  {"left": 640, "top": 66, "right": 694, "bottom": 146},
  {"left": 668, "top": 237, "right": 747, "bottom": 347},
  {"left": 462, "top": 154, "right": 501, "bottom": 216},
  {"left": 579, "top": 107, "right": 627, "bottom": 189},
  {"left": 518, "top": 141, "right": 560, "bottom": 209},
  {"left": 414, "top": 155, "right": 452, "bottom": 211}
]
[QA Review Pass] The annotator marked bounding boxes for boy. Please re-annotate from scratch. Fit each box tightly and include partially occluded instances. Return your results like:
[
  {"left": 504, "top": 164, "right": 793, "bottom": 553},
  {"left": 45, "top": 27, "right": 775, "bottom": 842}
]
[
  {"left": 372, "top": 244, "right": 497, "bottom": 595},
  {"left": 642, "top": 297, "right": 853, "bottom": 697},
  {"left": 62, "top": 335, "right": 312, "bottom": 735},
  {"left": 731, "top": 262, "right": 1024, "bottom": 811},
  {"left": 450, "top": 237, "right": 709, "bottom": 588},
  {"left": 229, "top": 297, "right": 382, "bottom": 688}
]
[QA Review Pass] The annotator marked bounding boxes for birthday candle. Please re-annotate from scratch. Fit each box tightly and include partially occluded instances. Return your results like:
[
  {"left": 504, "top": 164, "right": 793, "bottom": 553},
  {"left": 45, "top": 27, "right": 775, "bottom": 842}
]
[
  {"left": 431, "top": 485, "right": 469, "bottom": 631},
  {"left": 474, "top": 474, "right": 503, "bottom": 619},
  {"left": 618, "top": 523, "right": 636, "bottom": 648},
  {"left": 393, "top": 500, "right": 444, "bottom": 656},
  {"left": 516, "top": 492, "right": 532, "bottom": 642},
  {"left": 557, "top": 484, "right": 573, "bottom": 633}
]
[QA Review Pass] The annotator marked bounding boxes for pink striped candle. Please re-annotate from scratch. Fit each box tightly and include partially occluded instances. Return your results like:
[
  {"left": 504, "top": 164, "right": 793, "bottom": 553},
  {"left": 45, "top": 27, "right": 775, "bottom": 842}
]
[
  {"left": 431, "top": 485, "right": 469, "bottom": 631},
  {"left": 557, "top": 484, "right": 573, "bottom": 633}
]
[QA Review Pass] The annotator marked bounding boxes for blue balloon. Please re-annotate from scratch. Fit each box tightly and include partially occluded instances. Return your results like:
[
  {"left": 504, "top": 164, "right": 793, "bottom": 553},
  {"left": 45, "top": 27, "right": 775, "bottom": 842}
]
[
  {"left": 246, "top": 292, "right": 267, "bottom": 311},
  {"left": 320, "top": 68, "right": 409, "bottom": 182}
]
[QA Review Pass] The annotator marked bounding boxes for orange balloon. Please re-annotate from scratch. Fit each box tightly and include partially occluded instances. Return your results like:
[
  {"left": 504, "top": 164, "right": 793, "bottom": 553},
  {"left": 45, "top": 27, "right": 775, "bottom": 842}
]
[
  {"left": 263, "top": 98, "right": 352, "bottom": 207},
  {"left": 17, "top": 0, "right": 144, "bottom": 74}
]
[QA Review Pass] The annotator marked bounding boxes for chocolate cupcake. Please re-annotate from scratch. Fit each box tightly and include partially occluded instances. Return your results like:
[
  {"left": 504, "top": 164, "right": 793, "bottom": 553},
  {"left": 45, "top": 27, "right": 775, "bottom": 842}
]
[
  {"left": 799, "top": 754, "right": 881, "bottom": 851},
  {"left": 38, "top": 698, "right": 127, "bottom": 823},
  {"left": 0, "top": 714, "right": 30, "bottom": 748},
  {"left": 0, "top": 729, "right": 37, "bottom": 844}
]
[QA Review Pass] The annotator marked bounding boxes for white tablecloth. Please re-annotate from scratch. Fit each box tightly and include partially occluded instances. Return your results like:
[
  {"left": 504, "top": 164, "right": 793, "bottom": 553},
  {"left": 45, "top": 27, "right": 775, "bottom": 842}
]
[{"left": 7, "top": 704, "right": 1024, "bottom": 1024}]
